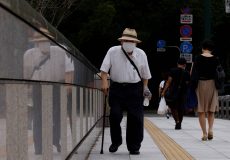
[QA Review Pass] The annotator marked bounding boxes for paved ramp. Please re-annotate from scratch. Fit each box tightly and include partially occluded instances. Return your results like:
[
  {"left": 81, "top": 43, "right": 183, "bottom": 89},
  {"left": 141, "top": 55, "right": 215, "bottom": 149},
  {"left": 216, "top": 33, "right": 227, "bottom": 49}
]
[{"left": 85, "top": 116, "right": 230, "bottom": 160}]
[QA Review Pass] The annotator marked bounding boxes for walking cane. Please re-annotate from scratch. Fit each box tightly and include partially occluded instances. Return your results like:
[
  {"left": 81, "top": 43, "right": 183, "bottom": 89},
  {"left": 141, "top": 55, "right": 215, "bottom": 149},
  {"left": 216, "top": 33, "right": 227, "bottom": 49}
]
[{"left": 100, "top": 95, "right": 107, "bottom": 154}]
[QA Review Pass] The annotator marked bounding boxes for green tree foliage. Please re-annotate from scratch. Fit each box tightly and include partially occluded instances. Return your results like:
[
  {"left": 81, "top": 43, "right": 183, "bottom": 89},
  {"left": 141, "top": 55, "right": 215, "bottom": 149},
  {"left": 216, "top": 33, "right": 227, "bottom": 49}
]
[
  {"left": 26, "top": 0, "right": 230, "bottom": 81},
  {"left": 25, "top": 0, "right": 80, "bottom": 27},
  {"left": 77, "top": 1, "right": 116, "bottom": 46},
  {"left": 26, "top": 0, "right": 230, "bottom": 107},
  {"left": 59, "top": 0, "right": 207, "bottom": 68},
  {"left": 26, "top": 0, "right": 230, "bottom": 69}
]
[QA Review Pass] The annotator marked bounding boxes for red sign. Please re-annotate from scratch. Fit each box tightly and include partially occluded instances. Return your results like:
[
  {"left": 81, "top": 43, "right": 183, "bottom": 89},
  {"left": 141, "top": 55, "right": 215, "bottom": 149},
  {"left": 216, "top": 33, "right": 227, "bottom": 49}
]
[{"left": 180, "top": 25, "right": 192, "bottom": 37}]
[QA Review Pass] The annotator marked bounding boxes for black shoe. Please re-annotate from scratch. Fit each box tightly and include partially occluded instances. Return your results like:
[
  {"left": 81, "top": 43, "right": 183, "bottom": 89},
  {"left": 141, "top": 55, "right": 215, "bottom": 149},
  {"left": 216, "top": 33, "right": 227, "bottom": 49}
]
[
  {"left": 175, "top": 123, "right": 181, "bottom": 130},
  {"left": 129, "top": 150, "right": 140, "bottom": 155},
  {"left": 109, "top": 143, "right": 121, "bottom": 153}
]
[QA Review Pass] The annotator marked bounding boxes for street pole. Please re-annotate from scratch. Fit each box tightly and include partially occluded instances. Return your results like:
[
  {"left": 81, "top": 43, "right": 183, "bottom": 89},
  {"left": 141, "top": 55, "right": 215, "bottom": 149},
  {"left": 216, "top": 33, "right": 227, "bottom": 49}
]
[
  {"left": 226, "top": 0, "right": 230, "bottom": 14},
  {"left": 166, "top": 46, "right": 181, "bottom": 55},
  {"left": 204, "top": 0, "right": 212, "bottom": 39}
]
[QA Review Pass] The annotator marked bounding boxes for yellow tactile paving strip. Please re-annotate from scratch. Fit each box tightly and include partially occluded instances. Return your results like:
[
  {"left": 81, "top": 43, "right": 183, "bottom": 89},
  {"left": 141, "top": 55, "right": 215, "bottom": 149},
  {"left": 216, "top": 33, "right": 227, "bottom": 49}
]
[{"left": 144, "top": 118, "right": 195, "bottom": 160}]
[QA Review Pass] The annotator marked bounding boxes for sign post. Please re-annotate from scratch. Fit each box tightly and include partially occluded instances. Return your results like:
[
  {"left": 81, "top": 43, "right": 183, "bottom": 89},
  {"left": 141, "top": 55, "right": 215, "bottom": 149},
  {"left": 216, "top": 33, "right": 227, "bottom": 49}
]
[
  {"left": 179, "top": 7, "right": 193, "bottom": 63},
  {"left": 157, "top": 40, "right": 166, "bottom": 52},
  {"left": 226, "top": 0, "right": 230, "bottom": 13}
]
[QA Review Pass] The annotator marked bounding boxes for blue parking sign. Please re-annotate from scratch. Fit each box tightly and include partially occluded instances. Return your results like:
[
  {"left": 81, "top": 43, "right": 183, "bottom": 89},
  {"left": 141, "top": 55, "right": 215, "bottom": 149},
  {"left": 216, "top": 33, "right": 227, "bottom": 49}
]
[
  {"left": 157, "top": 40, "right": 166, "bottom": 48},
  {"left": 180, "top": 41, "right": 193, "bottom": 53}
]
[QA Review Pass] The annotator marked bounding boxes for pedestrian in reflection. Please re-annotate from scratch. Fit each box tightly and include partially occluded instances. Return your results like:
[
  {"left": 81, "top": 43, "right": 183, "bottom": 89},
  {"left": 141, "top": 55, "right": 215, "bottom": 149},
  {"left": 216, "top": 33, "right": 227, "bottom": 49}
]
[
  {"left": 161, "top": 58, "right": 190, "bottom": 129},
  {"left": 191, "top": 39, "right": 219, "bottom": 141},
  {"left": 24, "top": 29, "right": 52, "bottom": 154},
  {"left": 23, "top": 28, "right": 74, "bottom": 154},
  {"left": 100, "top": 28, "right": 152, "bottom": 155}
]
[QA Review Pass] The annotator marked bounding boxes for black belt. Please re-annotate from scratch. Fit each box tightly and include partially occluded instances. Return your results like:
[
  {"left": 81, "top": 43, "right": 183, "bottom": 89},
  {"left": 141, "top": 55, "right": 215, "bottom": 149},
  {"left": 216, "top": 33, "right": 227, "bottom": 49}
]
[
  {"left": 199, "top": 77, "right": 212, "bottom": 80},
  {"left": 112, "top": 81, "right": 142, "bottom": 87}
]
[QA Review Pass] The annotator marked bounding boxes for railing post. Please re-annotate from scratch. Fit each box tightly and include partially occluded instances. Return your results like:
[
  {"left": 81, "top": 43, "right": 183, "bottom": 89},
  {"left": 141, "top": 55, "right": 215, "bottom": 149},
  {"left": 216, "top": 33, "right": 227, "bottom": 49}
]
[{"left": 227, "top": 100, "right": 230, "bottom": 119}]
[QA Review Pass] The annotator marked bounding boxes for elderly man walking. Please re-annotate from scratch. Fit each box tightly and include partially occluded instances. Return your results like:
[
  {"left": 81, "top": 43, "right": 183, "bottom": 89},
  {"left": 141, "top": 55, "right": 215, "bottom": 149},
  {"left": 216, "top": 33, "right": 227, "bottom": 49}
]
[{"left": 100, "top": 28, "right": 152, "bottom": 155}]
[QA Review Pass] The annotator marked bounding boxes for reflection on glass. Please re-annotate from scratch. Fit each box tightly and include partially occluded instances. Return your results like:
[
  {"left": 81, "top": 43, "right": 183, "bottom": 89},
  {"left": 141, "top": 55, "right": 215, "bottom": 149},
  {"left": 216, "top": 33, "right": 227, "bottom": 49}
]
[
  {"left": 23, "top": 30, "right": 52, "bottom": 81},
  {"left": 23, "top": 29, "right": 75, "bottom": 155},
  {"left": 0, "top": 2, "right": 103, "bottom": 158}
]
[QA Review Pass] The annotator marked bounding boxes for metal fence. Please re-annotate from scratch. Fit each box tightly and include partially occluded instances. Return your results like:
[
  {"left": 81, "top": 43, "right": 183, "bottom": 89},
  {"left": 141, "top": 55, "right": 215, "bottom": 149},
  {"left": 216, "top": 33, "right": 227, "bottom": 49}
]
[{"left": 216, "top": 95, "right": 230, "bottom": 119}]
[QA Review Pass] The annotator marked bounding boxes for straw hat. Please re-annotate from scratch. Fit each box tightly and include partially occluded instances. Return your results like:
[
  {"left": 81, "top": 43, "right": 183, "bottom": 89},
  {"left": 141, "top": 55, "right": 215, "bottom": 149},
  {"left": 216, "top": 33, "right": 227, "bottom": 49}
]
[
  {"left": 30, "top": 28, "right": 54, "bottom": 42},
  {"left": 118, "top": 28, "right": 141, "bottom": 43}
]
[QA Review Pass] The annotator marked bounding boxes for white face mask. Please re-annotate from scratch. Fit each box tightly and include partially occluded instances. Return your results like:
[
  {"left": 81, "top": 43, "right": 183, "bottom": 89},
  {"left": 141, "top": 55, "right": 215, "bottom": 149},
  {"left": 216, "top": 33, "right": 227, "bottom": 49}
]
[
  {"left": 38, "top": 41, "right": 50, "bottom": 54},
  {"left": 122, "top": 42, "right": 136, "bottom": 53}
]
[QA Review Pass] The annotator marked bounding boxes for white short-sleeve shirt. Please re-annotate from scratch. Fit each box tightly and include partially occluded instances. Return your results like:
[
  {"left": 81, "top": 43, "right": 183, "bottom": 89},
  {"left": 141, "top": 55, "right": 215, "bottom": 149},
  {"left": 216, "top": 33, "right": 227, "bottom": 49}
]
[
  {"left": 159, "top": 80, "right": 165, "bottom": 89},
  {"left": 23, "top": 46, "right": 74, "bottom": 81},
  {"left": 100, "top": 45, "right": 151, "bottom": 83}
]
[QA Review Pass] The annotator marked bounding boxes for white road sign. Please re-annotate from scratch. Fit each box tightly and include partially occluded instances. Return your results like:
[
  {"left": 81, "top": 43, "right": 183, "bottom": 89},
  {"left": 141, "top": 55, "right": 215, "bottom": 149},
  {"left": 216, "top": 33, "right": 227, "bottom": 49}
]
[
  {"left": 180, "top": 14, "right": 193, "bottom": 24},
  {"left": 180, "top": 54, "right": 192, "bottom": 63}
]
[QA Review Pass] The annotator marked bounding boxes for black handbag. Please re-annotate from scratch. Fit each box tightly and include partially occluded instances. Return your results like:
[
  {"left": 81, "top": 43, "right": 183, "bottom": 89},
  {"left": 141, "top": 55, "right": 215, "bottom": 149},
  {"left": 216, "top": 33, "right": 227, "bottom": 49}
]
[
  {"left": 215, "top": 63, "right": 225, "bottom": 90},
  {"left": 190, "top": 62, "right": 199, "bottom": 89},
  {"left": 165, "top": 85, "right": 182, "bottom": 105}
]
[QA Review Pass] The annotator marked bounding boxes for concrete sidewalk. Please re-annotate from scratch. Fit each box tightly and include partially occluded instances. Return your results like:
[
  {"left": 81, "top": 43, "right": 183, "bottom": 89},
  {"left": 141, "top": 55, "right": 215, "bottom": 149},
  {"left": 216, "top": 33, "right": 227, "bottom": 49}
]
[{"left": 87, "top": 115, "right": 230, "bottom": 160}]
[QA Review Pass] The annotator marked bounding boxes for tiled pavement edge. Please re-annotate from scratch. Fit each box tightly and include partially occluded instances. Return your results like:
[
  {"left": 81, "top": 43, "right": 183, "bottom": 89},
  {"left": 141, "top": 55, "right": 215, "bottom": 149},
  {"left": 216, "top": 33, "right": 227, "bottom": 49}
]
[{"left": 87, "top": 116, "right": 230, "bottom": 160}]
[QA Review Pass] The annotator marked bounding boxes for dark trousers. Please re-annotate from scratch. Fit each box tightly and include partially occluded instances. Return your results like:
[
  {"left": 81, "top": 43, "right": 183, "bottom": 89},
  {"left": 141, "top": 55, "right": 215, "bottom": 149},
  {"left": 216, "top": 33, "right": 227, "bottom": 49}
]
[
  {"left": 33, "top": 84, "right": 61, "bottom": 153},
  {"left": 169, "top": 99, "right": 185, "bottom": 124},
  {"left": 108, "top": 81, "right": 143, "bottom": 152},
  {"left": 33, "top": 84, "right": 42, "bottom": 153},
  {"left": 52, "top": 85, "right": 61, "bottom": 146}
]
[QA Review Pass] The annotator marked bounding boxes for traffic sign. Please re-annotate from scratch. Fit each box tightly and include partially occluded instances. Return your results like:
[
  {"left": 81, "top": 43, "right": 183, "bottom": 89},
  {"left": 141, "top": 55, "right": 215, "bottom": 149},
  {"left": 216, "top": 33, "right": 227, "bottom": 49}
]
[
  {"left": 181, "top": 7, "right": 191, "bottom": 14},
  {"left": 180, "top": 14, "right": 193, "bottom": 24},
  {"left": 180, "top": 25, "right": 192, "bottom": 37},
  {"left": 157, "top": 40, "right": 166, "bottom": 48},
  {"left": 180, "top": 37, "right": 192, "bottom": 41},
  {"left": 157, "top": 48, "right": 166, "bottom": 52},
  {"left": 157, "top": 40, "right": 166, "bottom": 52},
  {"left": 180, "top": 41, "right": 193, "bottom": 53},
  {"left": 180, "top": 54, "right": 192, "bottom": 63}
]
